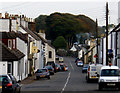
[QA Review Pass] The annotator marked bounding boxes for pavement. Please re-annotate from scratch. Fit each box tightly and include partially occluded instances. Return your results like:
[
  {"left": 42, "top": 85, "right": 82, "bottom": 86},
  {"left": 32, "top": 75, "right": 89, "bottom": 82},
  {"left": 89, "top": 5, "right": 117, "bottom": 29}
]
[{"left": 20, "top": 74, "right": 36, "bottom": 85}]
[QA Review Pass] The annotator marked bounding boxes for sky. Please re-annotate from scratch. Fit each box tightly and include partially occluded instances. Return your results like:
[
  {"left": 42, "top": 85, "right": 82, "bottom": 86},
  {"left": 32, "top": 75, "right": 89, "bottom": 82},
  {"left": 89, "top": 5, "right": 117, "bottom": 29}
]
[{"left": 0, "top": 0, "right": 120, "bottom": 26}]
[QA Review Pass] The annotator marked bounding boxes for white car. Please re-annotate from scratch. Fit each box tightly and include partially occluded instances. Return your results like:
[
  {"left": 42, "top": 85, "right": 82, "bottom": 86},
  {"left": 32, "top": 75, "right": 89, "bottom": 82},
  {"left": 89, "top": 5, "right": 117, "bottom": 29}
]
[
  {"left": 86, "top": 64, "right": 103, "bottom": 82},
  {"left": 98, "top": 65, "right": 120, "bottom": 90},
  {"left": 77, "top": 61, "right": 83, "bottom": 67}
]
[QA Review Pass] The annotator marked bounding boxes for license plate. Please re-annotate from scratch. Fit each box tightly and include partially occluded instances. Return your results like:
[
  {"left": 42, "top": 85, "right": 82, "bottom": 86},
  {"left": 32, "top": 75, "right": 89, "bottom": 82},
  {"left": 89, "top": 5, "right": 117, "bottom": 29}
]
[
  {"left": 0, "top": 86, "right": 2, "bottom": 89},
  {"left": 40, "top": 75, "right": 45, "bottom": 77},
  {"left": 107, "top": 83, "right": 116, "bottom": 86},
  {"left": 91, "top": 76, "right": 96, "bottom": 78}
]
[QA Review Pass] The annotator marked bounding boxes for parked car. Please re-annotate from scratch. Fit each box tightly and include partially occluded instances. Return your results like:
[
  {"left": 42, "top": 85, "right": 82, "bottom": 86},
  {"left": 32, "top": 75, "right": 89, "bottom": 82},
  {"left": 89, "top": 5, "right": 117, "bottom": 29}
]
[
  {"left": 86, "top": 64, "right": 103, "bottom": 82},
  {"left": 98, "top": 65, "right": 120, "bottom": 90},
  {"left": 60, "top": 64, "right": 68, "bottom": 71},
  {"left": 45, "top": 65, "right": 55, "bottom": 75},
  {"left": 75, "top": 58, "right": 80, "bottom": 63},
  {"left": 55, "top": 63, "right": 61, "bottom": 72},
  {"left": 47, "top": 61, "right": 57, "bottom": 72},
  {"left": 76, "top": 61, "right": 83, "bottom": 67},
  {"left": 59, "top": 57, "right": 64, "bottom": 63},
  {"left": 0, "top": 74, "right": 21, "bottom": 93},
  {"left": 82, "top": 64, "right": 89, "bottom": 73},
  {"left": 35, "top": 68, "right": 50, "bottom": 80}
]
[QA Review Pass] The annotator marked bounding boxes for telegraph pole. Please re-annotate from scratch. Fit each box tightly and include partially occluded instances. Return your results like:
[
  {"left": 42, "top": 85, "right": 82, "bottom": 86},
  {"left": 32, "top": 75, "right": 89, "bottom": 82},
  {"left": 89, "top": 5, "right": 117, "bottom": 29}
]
[
  {"left": 106, "top": 2, "right": 109, "bottom": 65},
  {"left": 96, "top": 19, "right": 99, "bottom": 63}
]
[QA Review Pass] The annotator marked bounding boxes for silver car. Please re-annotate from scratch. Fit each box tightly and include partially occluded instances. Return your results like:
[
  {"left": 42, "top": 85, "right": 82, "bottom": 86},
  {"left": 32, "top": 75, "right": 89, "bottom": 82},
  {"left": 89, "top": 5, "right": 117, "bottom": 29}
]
[
  {"left": 77, "top": 61, "right": 83, "bottom": 67},
  {"left": 35, "top": 68, "right": 50, "bottom": 80}
]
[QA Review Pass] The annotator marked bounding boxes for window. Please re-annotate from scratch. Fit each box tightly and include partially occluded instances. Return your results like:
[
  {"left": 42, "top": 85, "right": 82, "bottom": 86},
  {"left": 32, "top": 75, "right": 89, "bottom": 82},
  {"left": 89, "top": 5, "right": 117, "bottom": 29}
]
[
  {"left": 8, "top": 39, "right": 12, "bottom": 49},
  {"left": 13, "top": 39, "right": 15, "bottom": 48},
  {"left": 49, "top": 51, "right": 52, "bottom": 58},
  {"left": 8, "top": 62, "right": 12, "bottom": 74}
]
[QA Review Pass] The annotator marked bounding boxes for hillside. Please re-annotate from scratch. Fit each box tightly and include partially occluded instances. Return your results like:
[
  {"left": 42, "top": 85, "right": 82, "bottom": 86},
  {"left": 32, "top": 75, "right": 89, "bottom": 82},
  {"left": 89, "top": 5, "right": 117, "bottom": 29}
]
[{"left": 35, "top": 12, "right": 102, "bottom": 48}]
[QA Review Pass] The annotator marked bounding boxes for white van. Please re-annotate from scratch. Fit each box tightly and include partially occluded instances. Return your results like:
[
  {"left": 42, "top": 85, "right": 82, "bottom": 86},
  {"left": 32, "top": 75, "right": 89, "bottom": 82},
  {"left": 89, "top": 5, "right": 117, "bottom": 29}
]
[
  {"left": 86, "top": 64, "right": 103, "bottom": 82},
  {"left": 98, "top": 65, "right": 120, "bottom": 90}
]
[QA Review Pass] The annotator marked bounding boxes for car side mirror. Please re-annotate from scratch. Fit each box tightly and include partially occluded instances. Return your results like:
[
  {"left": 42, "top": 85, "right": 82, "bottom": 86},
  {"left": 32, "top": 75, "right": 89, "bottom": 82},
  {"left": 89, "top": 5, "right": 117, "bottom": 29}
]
[{"left": 97, "top": 74, "right": 99, "bottom": 77}]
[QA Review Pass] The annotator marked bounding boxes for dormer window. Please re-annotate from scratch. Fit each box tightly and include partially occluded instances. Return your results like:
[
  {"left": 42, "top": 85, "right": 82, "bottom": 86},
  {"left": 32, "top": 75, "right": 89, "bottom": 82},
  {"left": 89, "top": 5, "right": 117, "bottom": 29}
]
[{"left": 8, "top": 39, "right": 12, "bottom": 49}]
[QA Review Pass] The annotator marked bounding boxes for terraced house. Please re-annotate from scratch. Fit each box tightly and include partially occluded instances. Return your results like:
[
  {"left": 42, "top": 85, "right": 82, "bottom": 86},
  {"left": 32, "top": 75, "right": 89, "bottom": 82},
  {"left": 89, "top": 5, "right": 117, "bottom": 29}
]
[{"left": 0, "top": 12, "right": 55, "bottom": 81}]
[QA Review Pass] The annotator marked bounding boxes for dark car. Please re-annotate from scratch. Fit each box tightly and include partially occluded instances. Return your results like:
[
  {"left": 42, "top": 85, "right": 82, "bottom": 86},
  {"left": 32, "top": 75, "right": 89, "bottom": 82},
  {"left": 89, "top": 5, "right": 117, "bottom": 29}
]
[
  {"left": 60, "top": 64, "right": 68, "bottom": 71},
  {"left": 75, "top": 58, "right": 80, "bottom": 63},
  {"left": 47, "top": 61, "right": 57, "bottom": 72},
  {"left": 45, "top": 66, "right": 54, "bottom": 75},
  {"left": 55, "top": 63, "right": 61, "bottom": 72},
  {"left": 35, "top": 68, "right": 50, "bottom": 80},
  {"left": 82, "top": 64, "right": 89, "bottom": 73},
  {"left": 1, "top": 74, "right": 21, "bottom": 93}
]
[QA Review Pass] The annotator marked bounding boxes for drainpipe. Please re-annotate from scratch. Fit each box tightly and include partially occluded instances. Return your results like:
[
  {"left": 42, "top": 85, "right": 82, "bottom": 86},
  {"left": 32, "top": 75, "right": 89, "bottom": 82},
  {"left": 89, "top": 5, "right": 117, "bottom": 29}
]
[{"left": 9, "top": 19, "right": 11, "bottom": 32}]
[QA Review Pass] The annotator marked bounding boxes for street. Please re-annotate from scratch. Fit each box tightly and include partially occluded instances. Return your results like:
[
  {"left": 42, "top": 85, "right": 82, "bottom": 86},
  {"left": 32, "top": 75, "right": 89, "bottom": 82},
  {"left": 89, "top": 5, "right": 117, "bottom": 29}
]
[{"left": 21, "top": 57, "right": 120, "bottom": 93}]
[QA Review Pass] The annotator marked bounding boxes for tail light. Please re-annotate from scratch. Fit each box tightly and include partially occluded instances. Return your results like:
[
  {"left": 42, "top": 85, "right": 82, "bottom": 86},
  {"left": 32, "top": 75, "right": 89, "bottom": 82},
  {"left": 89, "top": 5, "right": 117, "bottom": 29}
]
[
  {"left": 88, "top": 67, "right": 90, "bottom": 74},
  {"left": 7, "top": 83, "right": 12, "bottom": 87},
  {"left": 55, "top": 67, "right": 57, "bottom": 70}
]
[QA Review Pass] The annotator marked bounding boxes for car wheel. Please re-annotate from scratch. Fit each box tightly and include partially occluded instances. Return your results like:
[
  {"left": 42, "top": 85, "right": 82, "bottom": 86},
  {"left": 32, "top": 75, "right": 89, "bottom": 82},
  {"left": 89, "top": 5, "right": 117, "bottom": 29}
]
[
  {"left": 47, "top": 76, "right": 50, "bottom": 79},
  {"left": 98, "top": 85, "right": 102, "bottom": 91},
  {"left": 86, "top": 77, "right": 90, "bottom": 83},
  {"left": 36, "top": 76, "right": 39, "bottom": 80}
]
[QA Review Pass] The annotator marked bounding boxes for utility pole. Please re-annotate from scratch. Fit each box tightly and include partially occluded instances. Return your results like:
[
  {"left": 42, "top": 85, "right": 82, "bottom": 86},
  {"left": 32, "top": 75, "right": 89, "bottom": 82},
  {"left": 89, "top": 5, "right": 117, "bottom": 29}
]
[
  {"left": 96, "top": 19, "right": 99, "bottom": 64},
  {"left": 106, "top": 2, "right": 109, "bottom": 65}
]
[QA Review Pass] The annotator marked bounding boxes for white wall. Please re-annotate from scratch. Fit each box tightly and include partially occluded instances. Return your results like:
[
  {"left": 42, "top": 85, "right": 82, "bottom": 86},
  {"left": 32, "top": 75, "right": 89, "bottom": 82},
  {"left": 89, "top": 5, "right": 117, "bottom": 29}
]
[
  {"left": 78, "top": 50, "right": 82, "bottom": 59},
  {"left": 16, "top": 38, "right": 28, "bottom": 80},
  {"left": 118, "top": 1, "right": 120, "bottom": 23},
  {"left": 0, "top": 61, "right": 7, "bottom": 75},
  {"left": 117, "top": 32, "right": 120, "bottom": 67},
  {"left": 112, "top": 32, "right": 117, "bottom": 65},
  {"left": 11, "top": 19, "right": 17, "bottom": 32},
  {"left": 92, "top": 47, "right": 96, "bottom": 63},
  {"left": 99, "top": 39, "right": 103, "bottom": 64},
  {"left": 0, "top": 19, "right": 9, "bottom": 32},
  {"left": 47, "top": 44, "right": 55, "bottom": 63}
]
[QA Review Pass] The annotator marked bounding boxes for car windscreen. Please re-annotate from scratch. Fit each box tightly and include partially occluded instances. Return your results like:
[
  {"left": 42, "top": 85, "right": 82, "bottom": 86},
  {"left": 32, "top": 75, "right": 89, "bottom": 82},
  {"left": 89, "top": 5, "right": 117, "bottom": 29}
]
[
  {"left": 45, "top": 66, "right": 52, "bottom": 69},
  {"left": 91, "top": 66, "right": 96, "bottom": 71},
  {"left": 36, "top": 69, "right": 47, "bottom": 73},
  {"left": 101, "top": 69, "right": 120, "bottom": 76},
  {"left": 0, "top": 76, "right": 9, "bottom": 85}
]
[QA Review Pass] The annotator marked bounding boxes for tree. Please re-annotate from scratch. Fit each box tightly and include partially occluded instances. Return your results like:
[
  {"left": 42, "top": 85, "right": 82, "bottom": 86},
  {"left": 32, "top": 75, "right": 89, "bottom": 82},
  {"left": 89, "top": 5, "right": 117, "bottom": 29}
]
[{"left": 53, "top": 36, "right": 67, "bottom": 50}]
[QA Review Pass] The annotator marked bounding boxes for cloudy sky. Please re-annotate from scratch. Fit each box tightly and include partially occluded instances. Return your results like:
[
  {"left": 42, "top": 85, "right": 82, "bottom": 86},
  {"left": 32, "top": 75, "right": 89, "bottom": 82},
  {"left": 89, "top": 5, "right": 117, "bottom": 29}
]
[{"left": 0, "top": 0, "right": 119, "bottom": 26}]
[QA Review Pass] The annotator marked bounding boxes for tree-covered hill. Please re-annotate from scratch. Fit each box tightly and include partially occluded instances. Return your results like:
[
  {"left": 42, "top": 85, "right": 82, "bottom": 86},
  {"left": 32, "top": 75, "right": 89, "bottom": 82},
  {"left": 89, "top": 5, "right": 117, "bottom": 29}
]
[{"left": 35, "top": 12, "right": 102, "bottom": 49}]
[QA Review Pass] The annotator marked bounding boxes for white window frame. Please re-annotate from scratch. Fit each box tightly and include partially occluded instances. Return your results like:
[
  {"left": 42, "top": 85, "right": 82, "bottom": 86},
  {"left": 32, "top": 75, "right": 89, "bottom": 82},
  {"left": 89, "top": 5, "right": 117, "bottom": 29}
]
[
  {"left": 13, "top": 39, "right": 15, "bottom": 48},
  {"left": 7, "top": 62, "right": 12, "bottom": 74},
  {"left": 8, "top": 39, "right": 12, "bottom": 49}
]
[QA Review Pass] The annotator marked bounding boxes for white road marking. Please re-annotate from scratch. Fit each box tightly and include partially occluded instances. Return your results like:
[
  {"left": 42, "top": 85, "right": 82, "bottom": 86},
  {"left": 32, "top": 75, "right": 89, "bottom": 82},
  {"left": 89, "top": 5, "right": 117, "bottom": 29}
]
[
  {"left": 61, "top": 72, "right": 71, "bottom": 93},
  {"left": 70, "top": 62, "right": 74, "bottom": 70}
]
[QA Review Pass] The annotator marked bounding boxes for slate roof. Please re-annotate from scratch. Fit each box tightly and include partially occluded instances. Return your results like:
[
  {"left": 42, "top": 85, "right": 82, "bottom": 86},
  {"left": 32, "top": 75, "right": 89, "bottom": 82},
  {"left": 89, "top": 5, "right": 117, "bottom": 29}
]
[
  {"left": 0, "top": 31, "right": 28, "bottom": 43},
  {"left": 0, "top": 42, "right": 25, "bottom": 61},
  {"left": 0, "top": 31, "right": 16, "bottom": 39},
  {"left": 20, "top": 25, "right": 55, "bottom": 49},
  {"left": 20, "top": 25, "right": 40, "bottom": 40}
]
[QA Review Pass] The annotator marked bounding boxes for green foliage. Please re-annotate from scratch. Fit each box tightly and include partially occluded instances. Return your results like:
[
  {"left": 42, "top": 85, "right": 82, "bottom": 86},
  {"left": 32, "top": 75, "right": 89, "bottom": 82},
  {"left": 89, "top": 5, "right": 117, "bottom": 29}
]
[
  {"left": 35, "top": 12, "right": 98, "bottom": 49},
  {"left": 35, "top": 15, "right": 47, "bottom": 33},
  {"left": 53, "top": 36, "right": 67, "bottom": 50}
]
